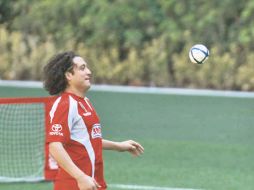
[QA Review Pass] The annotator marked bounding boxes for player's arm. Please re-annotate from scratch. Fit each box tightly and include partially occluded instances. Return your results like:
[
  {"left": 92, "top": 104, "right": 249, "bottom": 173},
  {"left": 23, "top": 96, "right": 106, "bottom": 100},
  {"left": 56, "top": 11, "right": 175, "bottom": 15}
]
[
  {"left": 102, "top": 139, "right": 144, "bottom": 156},
  {"left": 49, "top": 142, "right": 100, "bottom": 190}
]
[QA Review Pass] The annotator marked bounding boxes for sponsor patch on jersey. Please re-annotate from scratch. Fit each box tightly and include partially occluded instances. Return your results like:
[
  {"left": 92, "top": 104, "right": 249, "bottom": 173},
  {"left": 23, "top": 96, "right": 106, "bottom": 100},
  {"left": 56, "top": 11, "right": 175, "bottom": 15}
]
[
  {"left": 49, "top": 124, "right": 63, "bottom": 136},
  {"left": 91, "top": 124, "right": 102, "bottom": 139}
]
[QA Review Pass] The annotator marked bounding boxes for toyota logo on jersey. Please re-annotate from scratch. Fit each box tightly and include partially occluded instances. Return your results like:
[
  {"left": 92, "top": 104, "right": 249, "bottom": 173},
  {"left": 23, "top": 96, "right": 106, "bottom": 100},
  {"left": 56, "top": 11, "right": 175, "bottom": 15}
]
[
  {"left": 91, "top": 124, "right": 102, "bottom": 139},
  {"left": 49, "top": 124, "right": 63, "bottom": 136},
  {"left": 52, "top": 124, "right": 62, "bottom": 132}
]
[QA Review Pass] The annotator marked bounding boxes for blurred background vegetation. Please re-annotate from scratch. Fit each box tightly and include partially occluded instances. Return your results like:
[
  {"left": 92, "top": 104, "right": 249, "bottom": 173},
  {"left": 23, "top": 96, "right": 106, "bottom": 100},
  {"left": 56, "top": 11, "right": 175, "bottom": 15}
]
[{"left": 1, "top": 0, "right": 254, "bottom": 90}]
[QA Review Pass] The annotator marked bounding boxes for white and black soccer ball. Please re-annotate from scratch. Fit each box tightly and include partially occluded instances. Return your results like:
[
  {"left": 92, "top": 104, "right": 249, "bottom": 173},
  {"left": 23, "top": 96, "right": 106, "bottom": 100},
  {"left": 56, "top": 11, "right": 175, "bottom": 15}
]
[{"left": 189, "top": 44, "right": 209, "bottom": 64}]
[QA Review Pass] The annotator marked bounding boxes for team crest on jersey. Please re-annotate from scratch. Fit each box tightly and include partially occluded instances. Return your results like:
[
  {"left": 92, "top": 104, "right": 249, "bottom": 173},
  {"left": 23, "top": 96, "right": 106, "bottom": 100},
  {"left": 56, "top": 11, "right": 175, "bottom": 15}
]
[
  {"left": 91, "top": 124, "right": 102, "bottom": 139},
  {"left": 49, "top": 124, "right": 63, "bottom": 136}
]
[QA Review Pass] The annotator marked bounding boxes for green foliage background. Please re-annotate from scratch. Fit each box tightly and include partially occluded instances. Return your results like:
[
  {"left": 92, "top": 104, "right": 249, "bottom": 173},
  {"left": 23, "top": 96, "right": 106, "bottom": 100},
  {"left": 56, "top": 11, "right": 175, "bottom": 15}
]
[{"left": 1, "top": 0, "right": 254, "bottom": 90}]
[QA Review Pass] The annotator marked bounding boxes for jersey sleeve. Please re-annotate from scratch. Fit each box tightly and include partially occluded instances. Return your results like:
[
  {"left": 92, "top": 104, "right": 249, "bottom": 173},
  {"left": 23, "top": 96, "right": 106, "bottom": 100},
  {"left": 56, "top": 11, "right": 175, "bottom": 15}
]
[{"left": 46, "top": 98, "right": 71, "bottom": 143}]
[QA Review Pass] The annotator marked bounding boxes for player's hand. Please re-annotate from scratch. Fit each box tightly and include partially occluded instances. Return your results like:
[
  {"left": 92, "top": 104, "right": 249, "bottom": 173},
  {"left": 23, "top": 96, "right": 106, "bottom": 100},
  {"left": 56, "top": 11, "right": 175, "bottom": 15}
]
[
  {"left": 118, "top": 140, "right": 144, "bottom": 156},
  {"left": 76, "top": 173, "right": 101, "bottom": 190}
]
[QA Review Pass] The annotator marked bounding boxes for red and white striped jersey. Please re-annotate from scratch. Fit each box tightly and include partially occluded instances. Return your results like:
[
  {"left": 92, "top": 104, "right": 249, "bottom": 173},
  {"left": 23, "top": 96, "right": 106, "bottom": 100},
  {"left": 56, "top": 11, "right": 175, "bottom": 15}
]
[{"left": 46, "top": 92, "right": 106, "bottom": 189}]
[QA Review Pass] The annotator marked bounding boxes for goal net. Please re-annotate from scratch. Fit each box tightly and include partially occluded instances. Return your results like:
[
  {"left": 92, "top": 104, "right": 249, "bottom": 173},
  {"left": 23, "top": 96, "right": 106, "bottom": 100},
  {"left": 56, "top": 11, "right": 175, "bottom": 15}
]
[{"left": 0, "top": 97, "right": 57, "bottom": 182}]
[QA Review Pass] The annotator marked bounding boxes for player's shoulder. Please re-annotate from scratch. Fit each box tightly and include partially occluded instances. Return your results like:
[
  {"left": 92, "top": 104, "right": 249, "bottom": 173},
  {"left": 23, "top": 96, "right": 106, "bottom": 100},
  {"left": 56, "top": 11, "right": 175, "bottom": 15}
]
[
  {"left": 84, "top": 96, "right": 93, "bottom": 105},
  {"left": 52, "top": 93, "right": 72, "bottom": 108},
  {"left": 84, "top": 96, "right": 90, "bottom": 102}
]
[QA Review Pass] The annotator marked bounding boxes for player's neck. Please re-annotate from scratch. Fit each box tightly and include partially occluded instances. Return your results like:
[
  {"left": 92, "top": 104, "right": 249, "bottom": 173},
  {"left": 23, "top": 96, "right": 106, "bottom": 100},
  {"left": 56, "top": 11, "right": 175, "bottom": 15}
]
[{"left": 64, "top": 86, "right": 87, "bottom": 98}]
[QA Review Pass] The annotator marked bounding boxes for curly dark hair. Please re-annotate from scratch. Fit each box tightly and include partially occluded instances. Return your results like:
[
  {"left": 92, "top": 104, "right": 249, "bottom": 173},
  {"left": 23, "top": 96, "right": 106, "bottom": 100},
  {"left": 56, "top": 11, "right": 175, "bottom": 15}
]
[{"left": 43, "top": 51, "right": 77, "bottom": 95}]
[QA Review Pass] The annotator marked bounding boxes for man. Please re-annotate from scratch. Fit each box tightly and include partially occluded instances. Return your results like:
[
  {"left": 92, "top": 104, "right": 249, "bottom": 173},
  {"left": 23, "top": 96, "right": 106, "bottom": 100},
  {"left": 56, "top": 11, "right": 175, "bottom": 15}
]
[{"left": 43, "top": 51, "right": 144, "bottom": 190}]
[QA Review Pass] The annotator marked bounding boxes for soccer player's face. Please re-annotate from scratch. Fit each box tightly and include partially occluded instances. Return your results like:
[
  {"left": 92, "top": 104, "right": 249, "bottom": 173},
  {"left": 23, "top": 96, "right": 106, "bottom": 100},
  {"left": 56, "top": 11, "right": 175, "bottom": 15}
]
[{"left": 70, "top": 56, "right": 92, "bottom": 92}]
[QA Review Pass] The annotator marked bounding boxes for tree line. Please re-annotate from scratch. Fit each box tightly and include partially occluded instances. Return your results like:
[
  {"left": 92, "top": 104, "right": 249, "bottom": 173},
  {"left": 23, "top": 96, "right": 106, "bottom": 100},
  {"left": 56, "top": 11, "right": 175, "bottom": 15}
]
[{"left": 0, "top": 0, "right": 254, "bottom": 90}]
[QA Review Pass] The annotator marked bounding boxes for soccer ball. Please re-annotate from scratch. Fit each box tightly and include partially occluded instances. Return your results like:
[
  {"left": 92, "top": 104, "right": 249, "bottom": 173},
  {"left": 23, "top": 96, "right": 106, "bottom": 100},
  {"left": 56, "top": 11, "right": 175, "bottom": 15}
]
[{"left": 189, "top": 44, "right": 209, "bottom": 64}]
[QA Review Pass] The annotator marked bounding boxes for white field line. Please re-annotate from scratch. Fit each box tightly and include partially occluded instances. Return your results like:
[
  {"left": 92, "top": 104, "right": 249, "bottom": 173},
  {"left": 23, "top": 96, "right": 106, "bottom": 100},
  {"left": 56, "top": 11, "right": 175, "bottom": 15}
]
[
  {"left": 0, "top": 80, "right": 254, "bottom": 98},
  {"left": 108, "top": 184, "right": 203, "bottom": 190},
  {"left": 91, "top": 85, "right": 254, "bottom": 98},
  {"left": 0, "top": 176, "right": 44, "bottom": 182}
]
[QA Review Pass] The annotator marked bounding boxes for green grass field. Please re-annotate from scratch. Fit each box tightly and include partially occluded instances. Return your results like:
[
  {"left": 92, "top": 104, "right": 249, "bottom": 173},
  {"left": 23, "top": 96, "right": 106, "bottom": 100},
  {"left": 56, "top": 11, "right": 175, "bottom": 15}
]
[{"left": 0, "top": 86, "right": 253, "bottom": 190}]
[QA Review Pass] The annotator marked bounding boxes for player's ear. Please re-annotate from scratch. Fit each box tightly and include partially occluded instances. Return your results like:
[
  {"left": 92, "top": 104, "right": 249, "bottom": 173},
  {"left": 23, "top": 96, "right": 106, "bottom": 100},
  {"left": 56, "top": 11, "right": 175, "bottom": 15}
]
[{"left": 65, "top": 71, "right": 73, "bottom": 81}]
